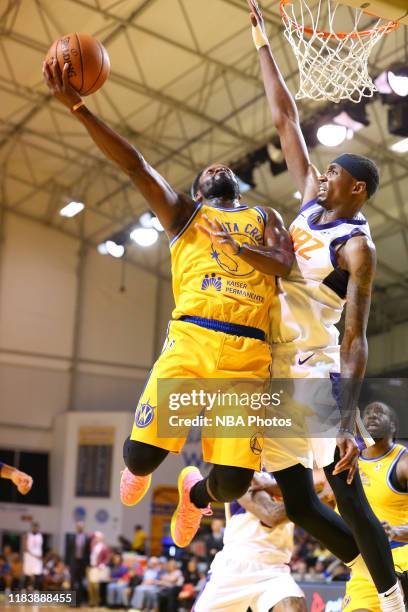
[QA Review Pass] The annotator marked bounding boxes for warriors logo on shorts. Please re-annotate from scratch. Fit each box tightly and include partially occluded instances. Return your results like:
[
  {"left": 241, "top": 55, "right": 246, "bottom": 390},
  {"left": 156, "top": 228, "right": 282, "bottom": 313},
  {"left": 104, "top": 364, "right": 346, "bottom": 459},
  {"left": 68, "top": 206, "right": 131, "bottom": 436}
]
[
  {"left": 135, "top": 401, "right": 155, "bottom": 428},
  {"left": 250, "top": 433, "right": 263, "bottom": 455}
]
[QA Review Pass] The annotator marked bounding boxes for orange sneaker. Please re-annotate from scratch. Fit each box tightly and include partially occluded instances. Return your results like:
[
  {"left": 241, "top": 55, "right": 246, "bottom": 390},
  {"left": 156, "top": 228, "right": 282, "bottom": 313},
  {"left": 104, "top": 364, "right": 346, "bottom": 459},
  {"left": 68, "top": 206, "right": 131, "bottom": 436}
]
[
  {"left": 171, "top": 466, "right": 212, "bottom": 548},
  {"left": 120, "top": 468, "right": 151, "bottom": 506}
]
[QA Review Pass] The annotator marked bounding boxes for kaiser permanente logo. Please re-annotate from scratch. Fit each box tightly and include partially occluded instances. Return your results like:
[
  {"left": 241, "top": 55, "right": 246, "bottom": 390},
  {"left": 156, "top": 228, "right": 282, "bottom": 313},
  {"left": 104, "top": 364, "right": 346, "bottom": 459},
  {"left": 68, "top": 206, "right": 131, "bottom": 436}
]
[{"left": 201, "top": 273, "right": 222, "bottom": 292}]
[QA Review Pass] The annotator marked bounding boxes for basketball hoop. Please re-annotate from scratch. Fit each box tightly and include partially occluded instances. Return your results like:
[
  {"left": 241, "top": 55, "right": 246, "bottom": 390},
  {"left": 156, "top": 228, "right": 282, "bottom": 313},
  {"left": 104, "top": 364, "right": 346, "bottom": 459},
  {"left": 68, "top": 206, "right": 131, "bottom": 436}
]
[{"left": 280, "top": 0, "right": 399, "bottom": 103}]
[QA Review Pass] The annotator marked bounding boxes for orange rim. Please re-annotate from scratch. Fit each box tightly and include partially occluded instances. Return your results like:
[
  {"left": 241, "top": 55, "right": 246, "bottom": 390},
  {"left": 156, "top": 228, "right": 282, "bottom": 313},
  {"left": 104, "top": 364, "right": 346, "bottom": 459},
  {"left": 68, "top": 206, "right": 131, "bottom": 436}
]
[{"left": 279, "top": 0, "right": 399, "bottom": 40}]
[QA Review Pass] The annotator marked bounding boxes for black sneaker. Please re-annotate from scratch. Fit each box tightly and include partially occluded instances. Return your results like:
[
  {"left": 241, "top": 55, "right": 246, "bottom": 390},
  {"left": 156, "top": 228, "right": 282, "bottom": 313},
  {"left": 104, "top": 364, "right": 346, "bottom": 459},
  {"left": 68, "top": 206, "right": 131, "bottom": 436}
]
[{"left": 396, "top": 571, "right": 408, "bottom": 608}]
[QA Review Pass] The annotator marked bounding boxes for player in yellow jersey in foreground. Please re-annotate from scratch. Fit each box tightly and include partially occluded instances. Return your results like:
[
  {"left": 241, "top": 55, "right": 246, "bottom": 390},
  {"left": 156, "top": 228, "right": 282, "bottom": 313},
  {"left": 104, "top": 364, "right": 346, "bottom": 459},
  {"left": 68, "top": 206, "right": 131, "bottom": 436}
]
[
  {"left": 43, "top": 58, "right": 294, "bottom": 550},
  {"left": 343, "top": 402, "right": 408, "bottom": 611}
]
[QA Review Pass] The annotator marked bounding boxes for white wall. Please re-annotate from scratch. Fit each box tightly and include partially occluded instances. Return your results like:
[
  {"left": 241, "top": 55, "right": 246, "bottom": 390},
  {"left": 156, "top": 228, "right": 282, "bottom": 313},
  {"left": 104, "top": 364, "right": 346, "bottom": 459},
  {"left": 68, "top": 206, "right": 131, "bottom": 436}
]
[
  {"left": 367, "top": 321, "right": 408, "bottom": 374},
  {"left": 0, "top": 212, "right": 174, "bottom": 432}
]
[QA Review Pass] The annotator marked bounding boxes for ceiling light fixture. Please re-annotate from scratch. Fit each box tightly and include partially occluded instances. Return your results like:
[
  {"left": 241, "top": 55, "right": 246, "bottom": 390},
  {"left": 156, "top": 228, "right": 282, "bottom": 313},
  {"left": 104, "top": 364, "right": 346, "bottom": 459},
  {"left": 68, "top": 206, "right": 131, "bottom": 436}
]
[
  {"left": 317, "top": 124, "right": 349, "bottom": 147},
  {"left": 130, "top": 227, "right": 159, "bottom": 247},
  {"left": 60, "top": 201, "right": 85, "bottom": 218}
]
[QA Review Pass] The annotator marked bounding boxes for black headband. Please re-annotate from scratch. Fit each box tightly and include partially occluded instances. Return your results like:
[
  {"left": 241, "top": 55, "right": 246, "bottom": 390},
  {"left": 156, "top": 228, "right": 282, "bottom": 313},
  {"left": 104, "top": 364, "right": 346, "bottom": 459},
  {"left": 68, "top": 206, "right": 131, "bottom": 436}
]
[{"left": 332, "top": 154, "right": 379, "bottom": 199}]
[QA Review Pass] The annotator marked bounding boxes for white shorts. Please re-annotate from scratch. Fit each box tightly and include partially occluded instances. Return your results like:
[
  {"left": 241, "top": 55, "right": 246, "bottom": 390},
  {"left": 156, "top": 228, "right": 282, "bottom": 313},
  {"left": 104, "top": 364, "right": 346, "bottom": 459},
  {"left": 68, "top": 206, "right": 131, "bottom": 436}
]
[
  {"left": 263, "top": 345, "right": 340, "bottom": 471},
  {"left": 193, "top": 554, "right": 304, "bottom": 612}
]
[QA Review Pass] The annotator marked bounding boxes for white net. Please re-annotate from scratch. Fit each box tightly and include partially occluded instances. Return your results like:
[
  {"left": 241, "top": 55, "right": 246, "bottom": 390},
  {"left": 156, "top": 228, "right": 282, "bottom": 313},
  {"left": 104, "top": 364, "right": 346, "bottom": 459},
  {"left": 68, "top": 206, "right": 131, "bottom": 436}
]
[{"left": 280, "top": 0, "right": 399, "bottom": 103}]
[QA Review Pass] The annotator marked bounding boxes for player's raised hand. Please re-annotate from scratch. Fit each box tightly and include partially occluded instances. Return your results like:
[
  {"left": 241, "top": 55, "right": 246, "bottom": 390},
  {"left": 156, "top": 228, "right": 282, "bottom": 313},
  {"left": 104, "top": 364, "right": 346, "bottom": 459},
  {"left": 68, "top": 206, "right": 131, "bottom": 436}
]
[
  {"left": 11, "top": 470, "right": 33, "bottom": 495},
  {"left": 333, "top": 433, "right": 359, "bottom": 484},
  {"left": 196, "top": 214, "right": 240, "bottom": 257},
  {"left": 247, "top": 0, "right": 269, "bottom": 49},
  {"left": 43, "top": 59, "right": 82, "bottom": 110}
]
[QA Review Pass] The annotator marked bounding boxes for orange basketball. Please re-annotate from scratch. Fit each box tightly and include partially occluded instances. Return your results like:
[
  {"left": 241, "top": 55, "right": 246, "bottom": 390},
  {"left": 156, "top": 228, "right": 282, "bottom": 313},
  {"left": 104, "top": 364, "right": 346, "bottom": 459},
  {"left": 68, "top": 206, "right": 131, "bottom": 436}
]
[{"left": 46, "top": 32, "right": 110, "bottom": 96}]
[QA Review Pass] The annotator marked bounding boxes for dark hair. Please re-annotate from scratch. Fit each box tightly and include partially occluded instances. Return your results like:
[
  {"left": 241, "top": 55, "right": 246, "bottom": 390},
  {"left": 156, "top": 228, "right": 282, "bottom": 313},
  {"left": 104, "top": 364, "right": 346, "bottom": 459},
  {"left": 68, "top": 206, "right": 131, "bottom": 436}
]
[
  {"left": 333, "top": 153, "right": 380, "bottom": 199},
  {"left": 191, "top": 170, "right": 204, "bottom": 199}
]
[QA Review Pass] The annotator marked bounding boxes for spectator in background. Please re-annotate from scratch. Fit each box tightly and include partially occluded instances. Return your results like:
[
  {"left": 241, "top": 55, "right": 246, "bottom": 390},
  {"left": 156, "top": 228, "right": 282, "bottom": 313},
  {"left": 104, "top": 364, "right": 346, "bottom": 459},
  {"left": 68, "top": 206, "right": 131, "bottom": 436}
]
[
  {"left": 178, "top": 557, "right": 201, "bottom": 611},
  {"left": 158, "top": 559, "right": 184, "bottom": 612},
  {"left": 23, "top": 523, "right": 43, "bottom": 591},
  {"left": 203, "top": 519, "right": 224, "bottom": 564},
  {"left": 106, "top": 553, "right": 129, "bottom": 608},
  {"left": 43, "top": 553, "right": 69, "bottom": 591},
  {"left": 2, "top": 545, "right": 13, "bottom": 566},
  {"left": 65, "top": 521, "right": 90, "bottom": 607},
  {"left": 182, "top": 557, "right": 200, "bottom": 587},
  {"left": 124, "top": 563, "right": 144, "bottom": 608},
  {"left": 0, "top": 556, "right": 10, "bottom": 591},
  {"left": 117, "top": 535, "right": 132, "bottom": 552},
  {"left": 329, "top": 560, "right": 351, "bottom": 582},
  {"left": 87, "top": 532, "right": 111, "bottom": 607},
  {"left": 8, "top": 553, "right": 23, "bottom": 592},
  {"left": 130, "top": 556, "right": 162, "bottom": 611},
  {"left": 291, "top": 559, "right": 308, "bottom": 582},
  {"left": 132, "top": 525, "right": 146, "bottom": 555}
]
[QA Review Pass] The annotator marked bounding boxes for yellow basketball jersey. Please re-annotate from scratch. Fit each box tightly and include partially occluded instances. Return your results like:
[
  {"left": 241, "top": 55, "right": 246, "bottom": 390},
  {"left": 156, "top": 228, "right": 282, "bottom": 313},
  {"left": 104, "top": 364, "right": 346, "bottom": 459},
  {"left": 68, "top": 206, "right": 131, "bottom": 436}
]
[
  {"left": 359, "top": 444, "right": 408, "bottom": 528},
  {"left": 170, "top": 203, "right": 275, "bottom": 334}
]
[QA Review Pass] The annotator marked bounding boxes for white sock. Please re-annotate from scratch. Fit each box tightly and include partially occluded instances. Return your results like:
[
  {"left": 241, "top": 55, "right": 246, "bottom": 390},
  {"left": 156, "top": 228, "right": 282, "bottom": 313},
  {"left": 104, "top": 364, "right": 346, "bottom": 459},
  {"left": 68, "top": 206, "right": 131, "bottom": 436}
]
[
  {"left": 346, "top": 554, "right": 373, "bottom": 582},
  {"left": 378, "top": 582, "right": 405, "bottom": 612}
]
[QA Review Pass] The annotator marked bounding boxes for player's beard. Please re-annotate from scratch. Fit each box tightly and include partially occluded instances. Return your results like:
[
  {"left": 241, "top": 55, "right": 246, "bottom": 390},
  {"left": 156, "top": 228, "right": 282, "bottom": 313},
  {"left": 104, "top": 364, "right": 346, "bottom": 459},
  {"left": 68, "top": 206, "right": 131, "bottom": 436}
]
[{"left": 200, "top": 173, "right": 240, "bottom": 201}]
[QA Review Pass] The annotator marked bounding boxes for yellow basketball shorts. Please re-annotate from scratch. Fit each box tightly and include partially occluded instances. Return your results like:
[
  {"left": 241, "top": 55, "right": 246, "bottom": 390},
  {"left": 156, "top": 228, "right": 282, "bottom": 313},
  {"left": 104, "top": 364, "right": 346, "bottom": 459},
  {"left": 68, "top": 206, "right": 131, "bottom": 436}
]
[
  {"left": 129, "top": 319, "right": 271, "bottom": 470},
  {"left": 343, "top": 546, "right": 408, "bottom": 611}
]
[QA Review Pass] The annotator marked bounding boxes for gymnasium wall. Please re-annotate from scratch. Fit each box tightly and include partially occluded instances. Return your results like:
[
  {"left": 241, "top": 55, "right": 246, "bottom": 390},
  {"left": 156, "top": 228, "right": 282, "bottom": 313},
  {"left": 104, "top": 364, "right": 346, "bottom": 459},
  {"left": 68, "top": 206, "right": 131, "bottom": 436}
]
[{"left": 0, "top": 211, "right": 174, "bottom": 449}]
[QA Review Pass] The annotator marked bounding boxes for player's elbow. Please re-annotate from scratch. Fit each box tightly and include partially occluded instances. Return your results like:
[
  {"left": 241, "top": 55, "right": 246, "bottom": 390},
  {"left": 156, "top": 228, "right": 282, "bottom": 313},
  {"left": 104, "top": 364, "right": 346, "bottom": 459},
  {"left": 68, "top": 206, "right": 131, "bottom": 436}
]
[
  {"left": 124, "top": 151, "right": 149, "bottom": 176},
  {"left": 274, "top": 110, "right": 298, "bottom": 131}
]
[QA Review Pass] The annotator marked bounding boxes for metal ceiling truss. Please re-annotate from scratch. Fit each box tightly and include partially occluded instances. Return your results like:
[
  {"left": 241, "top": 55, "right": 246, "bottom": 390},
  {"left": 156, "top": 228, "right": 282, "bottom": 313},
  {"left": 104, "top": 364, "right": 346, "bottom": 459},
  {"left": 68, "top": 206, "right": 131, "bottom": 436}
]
[{"left": 0, "top": 0, "right": 407, "bottom": 333}]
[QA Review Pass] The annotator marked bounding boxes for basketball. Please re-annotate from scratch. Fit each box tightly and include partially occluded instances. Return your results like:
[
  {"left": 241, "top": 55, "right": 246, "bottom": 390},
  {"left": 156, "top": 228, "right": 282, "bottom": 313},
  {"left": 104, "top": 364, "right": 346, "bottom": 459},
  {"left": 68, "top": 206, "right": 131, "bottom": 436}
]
[{"left": 46, "top": 33, "right": 110, "bottom": 96}]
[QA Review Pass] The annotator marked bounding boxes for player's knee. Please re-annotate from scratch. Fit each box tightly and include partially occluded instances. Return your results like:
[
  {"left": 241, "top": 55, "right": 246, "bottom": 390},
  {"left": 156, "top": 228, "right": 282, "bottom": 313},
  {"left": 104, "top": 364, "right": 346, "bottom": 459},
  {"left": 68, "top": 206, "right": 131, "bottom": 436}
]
[
  {"left": 123, "top": 437, "right": 168, "bottom": 476},
  {"left": 210, "top": 466, "right": 254, "bottom": 502}
]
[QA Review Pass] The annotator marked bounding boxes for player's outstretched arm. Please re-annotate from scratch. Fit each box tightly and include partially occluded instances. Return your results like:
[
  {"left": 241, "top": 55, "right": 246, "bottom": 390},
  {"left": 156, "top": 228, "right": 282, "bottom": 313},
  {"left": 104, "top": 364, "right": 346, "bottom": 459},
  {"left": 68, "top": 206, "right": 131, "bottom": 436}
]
[
  {"left": 197, "top": 208, "right": 294, "bottom": 277},
  {"left": 333, "top": 235, "right": 376, "bottom": 483},
  {"left": 247, "top": 0, "right": 319, "bottom": 203},
  {"left": 42, "top": 60, "right": 195, "bottom": 237},
  {"left": 0, "top": 462, "right": 33, "bottom": 495}
]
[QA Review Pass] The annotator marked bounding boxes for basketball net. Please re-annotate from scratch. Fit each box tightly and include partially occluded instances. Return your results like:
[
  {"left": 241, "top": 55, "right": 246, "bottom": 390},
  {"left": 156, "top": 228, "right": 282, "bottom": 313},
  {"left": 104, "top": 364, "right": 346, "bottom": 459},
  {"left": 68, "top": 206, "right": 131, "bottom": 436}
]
[{"left": 280, "top": 0, "right": 399, "bottom": 103}]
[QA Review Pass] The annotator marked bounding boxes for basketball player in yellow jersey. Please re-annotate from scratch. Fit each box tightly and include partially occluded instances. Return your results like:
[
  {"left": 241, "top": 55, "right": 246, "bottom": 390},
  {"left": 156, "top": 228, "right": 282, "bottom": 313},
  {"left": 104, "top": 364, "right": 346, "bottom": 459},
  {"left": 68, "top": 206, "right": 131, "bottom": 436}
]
[
  {"left": 343, "top": 402, "right": 408, "bottom": 611},
  {"left": 43, "top": 59, "right": 294, "bottom": 549}
]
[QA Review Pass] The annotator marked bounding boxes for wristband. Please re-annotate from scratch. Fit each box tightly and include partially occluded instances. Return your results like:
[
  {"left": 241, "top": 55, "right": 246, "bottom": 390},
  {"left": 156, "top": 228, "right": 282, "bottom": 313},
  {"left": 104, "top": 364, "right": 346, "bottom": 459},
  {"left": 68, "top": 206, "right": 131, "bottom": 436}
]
[
  {"left": 71, "top": 101, "right": 85, "bottom": 113},
  {"left": 252, "top": 24, "right": 269, "bottom": 51}
]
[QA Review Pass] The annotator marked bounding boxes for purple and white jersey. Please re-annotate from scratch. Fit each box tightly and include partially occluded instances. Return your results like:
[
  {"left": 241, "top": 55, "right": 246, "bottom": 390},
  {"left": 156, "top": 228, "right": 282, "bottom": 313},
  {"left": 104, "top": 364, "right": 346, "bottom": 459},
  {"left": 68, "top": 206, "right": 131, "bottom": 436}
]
[
  {"left": 270, "top": 199, "right": 372, "bottom": 352},
  {"left": 223, "top": 500, "right": 294, "bottom": 565}
]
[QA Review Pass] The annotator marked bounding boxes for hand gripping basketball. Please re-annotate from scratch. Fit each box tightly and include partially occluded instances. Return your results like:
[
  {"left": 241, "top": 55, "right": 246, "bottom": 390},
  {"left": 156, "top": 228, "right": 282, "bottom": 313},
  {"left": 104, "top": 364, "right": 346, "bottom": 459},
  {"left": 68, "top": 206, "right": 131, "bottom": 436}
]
[{"left": 43, "top": 59, "right": 83, "bottom": 111}]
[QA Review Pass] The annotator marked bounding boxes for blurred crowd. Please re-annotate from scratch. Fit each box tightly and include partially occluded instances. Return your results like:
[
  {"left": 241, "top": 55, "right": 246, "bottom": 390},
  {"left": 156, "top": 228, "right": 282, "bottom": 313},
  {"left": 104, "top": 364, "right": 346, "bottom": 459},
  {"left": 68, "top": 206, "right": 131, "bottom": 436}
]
[
  {"left": 0, "top": 519, "right": 349, "bottom": 610},
  {"left": 290, "top": 527, "right": 350, "bottom": 582}
]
